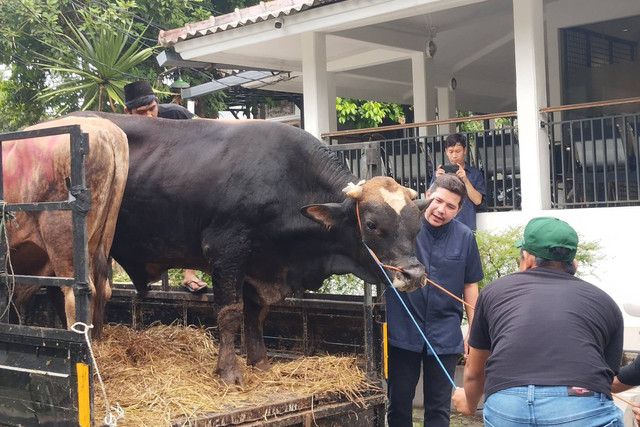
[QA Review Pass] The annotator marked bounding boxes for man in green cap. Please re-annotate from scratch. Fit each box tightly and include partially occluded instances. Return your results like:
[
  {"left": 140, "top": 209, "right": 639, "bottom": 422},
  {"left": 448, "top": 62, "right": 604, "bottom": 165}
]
[{"left": 452, "top": 217, "right": 625, "bottom": 426}]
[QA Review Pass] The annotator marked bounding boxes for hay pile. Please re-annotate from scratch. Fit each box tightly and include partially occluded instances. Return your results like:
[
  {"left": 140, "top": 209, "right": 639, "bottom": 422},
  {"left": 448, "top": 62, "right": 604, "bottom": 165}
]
[{"left": 92, "top": 324, "right": 381, "bottom": 426}]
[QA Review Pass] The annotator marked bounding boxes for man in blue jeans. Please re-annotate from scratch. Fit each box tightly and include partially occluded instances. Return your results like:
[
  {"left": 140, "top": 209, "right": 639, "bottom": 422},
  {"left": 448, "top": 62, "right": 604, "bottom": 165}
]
[{"left": 453, "top": 217, "right": 624, "bottom": 426}]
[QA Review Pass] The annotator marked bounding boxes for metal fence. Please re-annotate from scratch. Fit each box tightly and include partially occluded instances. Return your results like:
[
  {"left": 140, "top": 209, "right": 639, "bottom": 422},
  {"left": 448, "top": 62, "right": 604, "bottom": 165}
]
[
  {"left": 326, "top": 102, "right": 640, "bottom": 210},
  {"left": 326, "top": 117, "right": 520, "bottom": 211},
  {"left": 545, "top": 110, "right": 640, "bottom": 208}
]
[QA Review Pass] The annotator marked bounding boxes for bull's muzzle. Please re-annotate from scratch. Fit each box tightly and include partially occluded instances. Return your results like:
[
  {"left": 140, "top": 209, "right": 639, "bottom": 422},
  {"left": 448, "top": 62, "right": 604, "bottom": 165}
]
[{"left": 390, "top": 263, "right": 426, "bottom": 292}]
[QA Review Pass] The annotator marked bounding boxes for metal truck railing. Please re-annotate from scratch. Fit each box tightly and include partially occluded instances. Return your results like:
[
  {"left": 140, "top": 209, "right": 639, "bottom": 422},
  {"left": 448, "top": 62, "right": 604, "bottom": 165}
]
[{"left": 0, "top": 125, "right": 94, "bottom": 426}]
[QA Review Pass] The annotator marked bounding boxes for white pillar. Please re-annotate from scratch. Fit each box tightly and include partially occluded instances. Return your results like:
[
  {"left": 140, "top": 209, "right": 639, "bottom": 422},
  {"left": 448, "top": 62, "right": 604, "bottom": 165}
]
[
  {"left": 412, "top": 52, "right": 428, "bottom": 124},
  {"left": 513, "top": 0, "right": 550, "bottom": 211},
  {"left": 301, "top": 32, "right": 330, "bottom": 140},
  {"left": 436, "top": 86, "right": 456, "bottom": 135},
  {"left": 328, "top": 72, "right": 337, "bottom": 133},
  {"left": 411, "top": 52, "right": 436, "bottom": 136}
]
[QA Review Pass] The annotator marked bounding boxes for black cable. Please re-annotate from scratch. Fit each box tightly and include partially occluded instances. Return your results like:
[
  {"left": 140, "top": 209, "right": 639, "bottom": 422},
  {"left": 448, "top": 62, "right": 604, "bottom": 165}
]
[
  {"left": 0, "top": 46, "right": 33, "bottom": 68},
  {"left": 68, "top": 0, "right": 159, "bottom": 46},
  {"left": 71, "top": 0, "right": 167, "bottom": 32}
]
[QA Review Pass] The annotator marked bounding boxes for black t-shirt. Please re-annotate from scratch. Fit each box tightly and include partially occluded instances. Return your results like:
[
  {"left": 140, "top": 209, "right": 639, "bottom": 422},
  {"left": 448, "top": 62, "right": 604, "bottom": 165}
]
[
  {"left": 617, "top": 355, "right": 640, "bottom": 386},
  {"left": 158, "top": 103, "right": 196, "bottom": 120},
  {"left": 470, "top": 267, "right": 623, "bottom": 398}
]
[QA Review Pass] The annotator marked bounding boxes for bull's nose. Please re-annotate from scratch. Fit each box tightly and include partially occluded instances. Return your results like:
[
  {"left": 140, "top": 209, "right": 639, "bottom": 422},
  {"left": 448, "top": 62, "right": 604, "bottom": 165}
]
[{"left": 401, "top": 264, "right": 426, "bottom": 287}]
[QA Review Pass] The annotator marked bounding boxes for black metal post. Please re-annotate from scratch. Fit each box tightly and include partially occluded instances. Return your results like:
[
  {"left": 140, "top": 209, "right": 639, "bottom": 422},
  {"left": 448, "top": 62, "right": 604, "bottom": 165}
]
[
  {"left": 363, "top": 282, "right": 376, "bottom": 379},
  {"left": 70, "top": 128, "right": 92, "bottom": 328},
  {"left": 0, "top": 147, "right": 6, "bottom": 323}
]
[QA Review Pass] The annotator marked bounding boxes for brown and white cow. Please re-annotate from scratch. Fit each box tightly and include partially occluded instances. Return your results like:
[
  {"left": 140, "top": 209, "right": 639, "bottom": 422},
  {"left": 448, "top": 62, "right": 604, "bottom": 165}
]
[{"left": 3, "top": 116, "right": 129, "bottom": 337}]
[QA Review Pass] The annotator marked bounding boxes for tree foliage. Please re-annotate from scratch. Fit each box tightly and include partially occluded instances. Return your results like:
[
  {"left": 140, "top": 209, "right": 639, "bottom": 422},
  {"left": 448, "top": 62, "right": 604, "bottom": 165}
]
[
  {"left": 1, "top": 0, "right": 409, "bottom": 131},
  {"left": 0, "top": 0, "right": 260, "bottom": 131},
  {"left": 336, "top": 97, "right": 405, "bottom": 129},
  {"left": 37, "top": 15, "right": 154, "bottom": 113},
  {"left": 476, "top": 226, "right": 602, "bottom": 289}
]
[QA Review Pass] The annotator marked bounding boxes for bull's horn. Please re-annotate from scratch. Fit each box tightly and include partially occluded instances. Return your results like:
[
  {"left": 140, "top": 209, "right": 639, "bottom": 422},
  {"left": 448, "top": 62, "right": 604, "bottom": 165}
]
[{"left": 342, "top": 180, "right": 366, "bottom": 198}]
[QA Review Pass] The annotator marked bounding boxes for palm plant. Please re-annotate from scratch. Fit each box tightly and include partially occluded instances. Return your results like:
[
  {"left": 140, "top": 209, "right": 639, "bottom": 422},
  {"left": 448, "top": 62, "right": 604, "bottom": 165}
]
[{"left": 37, "top": 17, "right": 154, "bottom": 113}]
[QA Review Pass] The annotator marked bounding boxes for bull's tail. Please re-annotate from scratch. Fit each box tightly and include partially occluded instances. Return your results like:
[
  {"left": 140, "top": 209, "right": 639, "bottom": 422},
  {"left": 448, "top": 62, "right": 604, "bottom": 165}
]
[
  {"left": 84, "top": 118, "right": 129, "bottom": 338},
  {"left": 90, "top": 249, "right": 111, "bottom": 338}
]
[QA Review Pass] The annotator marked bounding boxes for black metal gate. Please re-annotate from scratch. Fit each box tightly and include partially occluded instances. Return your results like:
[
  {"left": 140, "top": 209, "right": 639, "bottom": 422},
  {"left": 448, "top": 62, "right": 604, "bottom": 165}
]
[{"left": 0, "top": 125, "right": 94, "bottom": 426}]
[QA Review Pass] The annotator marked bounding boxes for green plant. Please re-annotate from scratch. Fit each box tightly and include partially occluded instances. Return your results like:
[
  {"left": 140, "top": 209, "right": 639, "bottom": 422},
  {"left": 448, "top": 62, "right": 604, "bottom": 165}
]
[
  {"left": 111, "top": 263, "right": 211, "bottom": 286},
  {"left": 336, "top": 97, "right": 404, "bottom": 129},
  {"left": 314, "top": 274, "right": 365, "bottom": 295},
  {"left": 36, "top": 15, "right": 153, "bottom": 112},
  {"left": 475, "top": 226, "right": 523, "bottom": 289},
  {"left": 475, "top": 226, "right": 603, "bottom": 290}
]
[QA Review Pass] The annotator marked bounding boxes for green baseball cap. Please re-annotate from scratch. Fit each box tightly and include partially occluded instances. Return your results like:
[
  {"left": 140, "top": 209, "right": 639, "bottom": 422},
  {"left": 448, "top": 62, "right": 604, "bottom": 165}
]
[{"left": 515, "top": 217, "right": 578, "bottom": 262}]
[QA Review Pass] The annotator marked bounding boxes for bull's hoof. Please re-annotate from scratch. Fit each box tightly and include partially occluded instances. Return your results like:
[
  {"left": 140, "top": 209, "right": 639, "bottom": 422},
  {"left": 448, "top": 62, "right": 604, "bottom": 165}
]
[
  {"left": 250, "top": 358, "right": 270, "bottom": 372},
  {"left": 218, "top": 369, "right": 244, "bottom": 386}
]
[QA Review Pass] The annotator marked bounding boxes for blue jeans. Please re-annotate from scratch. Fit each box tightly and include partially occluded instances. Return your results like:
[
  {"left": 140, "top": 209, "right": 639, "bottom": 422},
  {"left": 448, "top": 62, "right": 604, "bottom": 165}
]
[{"left": 483, "top": 385, "right": 624, "bottom": 426}]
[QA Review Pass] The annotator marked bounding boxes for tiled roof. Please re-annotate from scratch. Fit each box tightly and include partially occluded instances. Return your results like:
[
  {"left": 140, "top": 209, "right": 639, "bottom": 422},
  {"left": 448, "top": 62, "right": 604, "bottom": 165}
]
[{"left": 158, "top": 0, "right": 344, "bottom": 47}]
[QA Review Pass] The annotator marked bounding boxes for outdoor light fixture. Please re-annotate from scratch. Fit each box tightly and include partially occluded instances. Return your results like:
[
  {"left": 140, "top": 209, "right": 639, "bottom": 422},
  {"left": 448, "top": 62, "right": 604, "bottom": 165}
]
[
  {"left": 426, "top": 25, "right": 437, "bottom": 58},
  {"left": 170, "top": 70, "right": 190, "bottom": 90},
  {"left": 426, "top": 40, "right": 437, "bottom": 58}
]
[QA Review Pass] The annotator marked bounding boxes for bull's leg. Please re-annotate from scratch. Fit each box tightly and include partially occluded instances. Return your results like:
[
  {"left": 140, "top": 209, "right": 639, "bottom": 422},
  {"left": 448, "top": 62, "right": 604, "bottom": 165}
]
[
  {"left": 215, "top": 302, "right": 244, "bottom": 385},
  {"left": 207, "top": 226, "right": 251, "bottom": 386},
  {"left": 60, "top": 285, "right": 76, "bottom": 330},
  {"left": 115, "top": 259, "right": 151, "bottom": 295},
  {"left": 243, "top": 295, "right": 270, "bottom": 371}
]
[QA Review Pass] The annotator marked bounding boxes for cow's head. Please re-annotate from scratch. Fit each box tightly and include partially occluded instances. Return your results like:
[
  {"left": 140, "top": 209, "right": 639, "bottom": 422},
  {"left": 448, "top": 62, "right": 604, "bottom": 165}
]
[{"left": 301, "top": 176, "right": 427, "bottom": 292}]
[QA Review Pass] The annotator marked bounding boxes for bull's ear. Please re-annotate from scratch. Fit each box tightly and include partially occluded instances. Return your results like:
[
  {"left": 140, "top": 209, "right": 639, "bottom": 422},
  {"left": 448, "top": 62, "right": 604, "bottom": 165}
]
[
  {"left": 300, "top": 203, "right": 346, "bottom": 229},
  {"left": 413, "top": 198, "right": 433, "bottom": 212}
]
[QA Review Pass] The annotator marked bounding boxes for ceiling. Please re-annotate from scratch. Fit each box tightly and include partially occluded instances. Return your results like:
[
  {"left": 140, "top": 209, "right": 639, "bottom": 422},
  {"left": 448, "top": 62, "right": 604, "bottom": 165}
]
[{"left": 160, "top": 0, "right": 640, "bottom": 114}]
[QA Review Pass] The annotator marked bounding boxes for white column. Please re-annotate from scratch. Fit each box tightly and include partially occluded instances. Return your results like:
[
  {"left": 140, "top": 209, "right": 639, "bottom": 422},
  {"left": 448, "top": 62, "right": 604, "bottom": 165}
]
[
  {"left": 327, "top": 72, "right": 337, "bottom": 133},
  {"left": 411, "top": 52, "right": 436, "bottom": 136},
  {"left": 513, "top": 0, "right": 550, "bottom": 211},
  {"left": 412, "top": 52, "right": 428, "bottom": 124},
  {"left": 436, "top": 86, "right": 456, "bottom": 135},
  {"left": 301, "top": 32, "right": 330, "bottom": 140}
]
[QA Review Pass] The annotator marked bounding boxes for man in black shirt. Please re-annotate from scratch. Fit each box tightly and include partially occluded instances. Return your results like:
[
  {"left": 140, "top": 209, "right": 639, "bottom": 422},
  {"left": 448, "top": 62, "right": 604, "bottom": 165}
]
[
  {"left": 123, "top": 80, "right": 206, "bottom": 294},
  {"left": 612, "top": 310, "right": 640, "bottom": 424},
  {"left": 453, "top": 217, "right": 624, "bottom": 426}
]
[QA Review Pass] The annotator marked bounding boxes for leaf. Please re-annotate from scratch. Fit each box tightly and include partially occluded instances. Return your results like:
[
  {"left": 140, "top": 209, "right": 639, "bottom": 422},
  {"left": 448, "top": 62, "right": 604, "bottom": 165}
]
[{"left": 34, "top": 14, "right": 153, "bottom": 111}]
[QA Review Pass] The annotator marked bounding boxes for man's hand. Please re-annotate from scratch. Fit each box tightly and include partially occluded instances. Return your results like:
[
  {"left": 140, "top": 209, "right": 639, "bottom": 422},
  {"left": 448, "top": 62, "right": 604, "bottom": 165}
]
[
  {"left": 456, "top": 167, "right": 468, "bottom": 182},
  {"left": 452, "top": 387, "right": 476, "bottom": 415},
  {"left": 633, "top": 403, "right": 640, "bottom": 423}
]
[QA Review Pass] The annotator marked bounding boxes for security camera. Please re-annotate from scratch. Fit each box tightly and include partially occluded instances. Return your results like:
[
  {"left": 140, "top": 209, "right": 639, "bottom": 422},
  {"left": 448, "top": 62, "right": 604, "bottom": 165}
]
[{"left": 274, "top": 18, "right": 284, "bottom": 29}]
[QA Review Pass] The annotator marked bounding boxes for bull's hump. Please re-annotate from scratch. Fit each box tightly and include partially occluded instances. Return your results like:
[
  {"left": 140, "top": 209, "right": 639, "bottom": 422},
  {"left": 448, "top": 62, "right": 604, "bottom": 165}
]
[{"left": 379, "top": 187, "right": 408, "bottom": 215}]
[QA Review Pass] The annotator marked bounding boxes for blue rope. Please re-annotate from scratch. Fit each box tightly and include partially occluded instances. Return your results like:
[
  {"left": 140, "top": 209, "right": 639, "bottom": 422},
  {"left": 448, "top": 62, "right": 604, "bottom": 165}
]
[{"left": 364, "top": 242, "right": 457, "bottom": 389}]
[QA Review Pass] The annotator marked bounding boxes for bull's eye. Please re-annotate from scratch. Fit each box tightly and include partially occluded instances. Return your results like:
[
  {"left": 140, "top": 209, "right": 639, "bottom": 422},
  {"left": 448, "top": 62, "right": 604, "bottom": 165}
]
[{"left": 366, "top": 221, "right": 377, "bottom": 230}]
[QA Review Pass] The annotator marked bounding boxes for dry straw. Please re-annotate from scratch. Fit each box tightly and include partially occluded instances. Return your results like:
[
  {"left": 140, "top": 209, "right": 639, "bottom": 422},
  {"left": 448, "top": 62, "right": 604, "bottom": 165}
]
[{"left": 93, "top": 323, "right": 382, "bottom": 426}]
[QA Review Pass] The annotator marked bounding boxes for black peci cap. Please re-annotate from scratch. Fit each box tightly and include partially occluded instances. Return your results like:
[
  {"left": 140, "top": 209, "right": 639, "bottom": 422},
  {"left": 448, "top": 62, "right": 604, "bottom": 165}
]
[{"left": 124, "top": 80, "right": 157, "bottom": 109}]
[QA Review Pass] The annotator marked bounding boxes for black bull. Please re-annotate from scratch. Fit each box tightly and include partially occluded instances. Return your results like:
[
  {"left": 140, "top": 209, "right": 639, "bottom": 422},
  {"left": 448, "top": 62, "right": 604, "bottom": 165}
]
[{"left": 69, "top": 111, "right": 428, "bottom": 385}]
